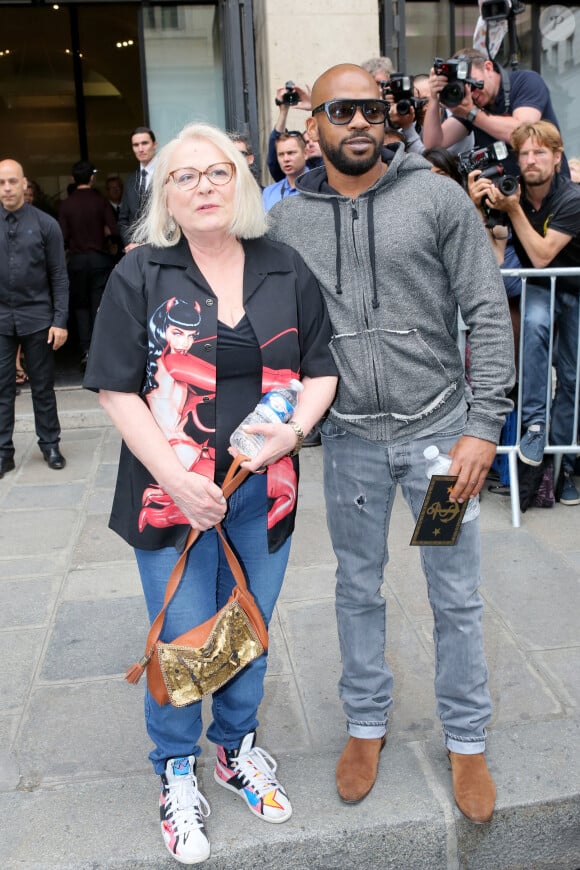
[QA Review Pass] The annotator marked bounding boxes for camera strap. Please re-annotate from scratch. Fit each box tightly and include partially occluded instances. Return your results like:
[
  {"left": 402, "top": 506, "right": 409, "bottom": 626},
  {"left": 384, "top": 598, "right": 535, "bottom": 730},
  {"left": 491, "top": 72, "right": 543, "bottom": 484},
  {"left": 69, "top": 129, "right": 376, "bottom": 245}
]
[{"left": 496, "top": 63, "right": 511, "bottom": 114}]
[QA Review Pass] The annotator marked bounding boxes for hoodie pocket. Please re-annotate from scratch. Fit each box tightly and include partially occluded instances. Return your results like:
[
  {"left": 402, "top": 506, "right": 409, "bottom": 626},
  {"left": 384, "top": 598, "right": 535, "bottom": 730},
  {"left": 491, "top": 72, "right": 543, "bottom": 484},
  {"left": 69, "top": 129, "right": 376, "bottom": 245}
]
[{"left": 330, "top": 328, "right": 456, "bottom": 420}]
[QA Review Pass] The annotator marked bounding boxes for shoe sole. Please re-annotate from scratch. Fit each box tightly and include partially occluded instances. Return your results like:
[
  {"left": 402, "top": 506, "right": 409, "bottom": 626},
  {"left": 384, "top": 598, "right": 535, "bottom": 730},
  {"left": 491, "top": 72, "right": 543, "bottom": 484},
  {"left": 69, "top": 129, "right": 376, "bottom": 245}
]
[
  {"left": 559, "top": 497, "right": 580, "bottom": 505},
  {"left": 517, "top": 447, "right": 543, "bottom": 467},
  {"left": 213, "top": 767, "right": 292, "bottom": 823},
  {"left": 162, "top": 840, "right": 210, "bottom": 865}
]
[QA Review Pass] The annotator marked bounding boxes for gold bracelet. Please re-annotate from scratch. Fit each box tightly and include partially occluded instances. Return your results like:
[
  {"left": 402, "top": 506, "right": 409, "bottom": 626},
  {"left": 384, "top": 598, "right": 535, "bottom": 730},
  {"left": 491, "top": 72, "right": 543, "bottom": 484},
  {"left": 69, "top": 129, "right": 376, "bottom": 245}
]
[{"left": 287, "top": 420, "right": 305, "bottom": 456}]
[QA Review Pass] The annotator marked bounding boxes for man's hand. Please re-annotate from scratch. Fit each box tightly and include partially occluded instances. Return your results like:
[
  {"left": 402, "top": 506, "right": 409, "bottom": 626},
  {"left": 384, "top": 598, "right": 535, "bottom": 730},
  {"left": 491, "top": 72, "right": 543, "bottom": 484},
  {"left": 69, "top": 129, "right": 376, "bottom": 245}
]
[
  {"left": 447, "top": 84, "right": 476, "bottom": 119},
  {"left": 48, "top": 326, "right": 67, "bottom": 351},
  {"left": 428, "top": 69, "right": 475, "bottom": 117},
  {"left": 447, "top": 435, "right": 497, "bottom": 502},
  {"left": 485, "top": 183, "right": 522, "bottom": 215},
  {"left": 467, "top": 169, "right": 495, "bottom": 210},
  {"left": 275, "top": 83, "right": 312, "bottom": 111}
]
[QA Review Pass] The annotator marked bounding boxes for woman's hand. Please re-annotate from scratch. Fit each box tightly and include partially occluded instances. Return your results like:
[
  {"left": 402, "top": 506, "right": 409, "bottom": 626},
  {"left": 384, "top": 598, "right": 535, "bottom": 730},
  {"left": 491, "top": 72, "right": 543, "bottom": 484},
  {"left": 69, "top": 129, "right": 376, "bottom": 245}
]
[
  {"left": 228, "top": 422, "right": 299, "bottom": 473},
  {"left": 168, "top": 469, "right": 227, "bottom": 530}
]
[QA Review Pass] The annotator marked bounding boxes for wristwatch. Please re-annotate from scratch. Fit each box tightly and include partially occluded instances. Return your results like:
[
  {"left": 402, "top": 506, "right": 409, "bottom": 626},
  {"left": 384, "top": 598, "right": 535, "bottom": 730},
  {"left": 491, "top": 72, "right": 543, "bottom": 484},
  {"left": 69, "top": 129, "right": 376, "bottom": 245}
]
[
  {"left": 466, "top": 107, "right": 479, "bottom": 123},
  {"left": 287, "top": 420, "right": 305, "bottom": 456}
]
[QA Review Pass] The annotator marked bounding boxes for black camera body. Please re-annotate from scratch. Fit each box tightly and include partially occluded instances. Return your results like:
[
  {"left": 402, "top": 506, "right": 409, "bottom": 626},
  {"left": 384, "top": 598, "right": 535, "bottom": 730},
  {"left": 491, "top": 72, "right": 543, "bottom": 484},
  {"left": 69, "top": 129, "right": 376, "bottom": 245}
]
[
  {"left": 459, "top": 142, "right": 519, "bottom": 226},
  {"left": 433, "top": 57, "right": 484, "bottom": 108},
  {"left": 281, "top": 81, "right": 300, "bottom": 105},
  {"left": 382, "top": 73, "right": 428, "bottom": 117}
]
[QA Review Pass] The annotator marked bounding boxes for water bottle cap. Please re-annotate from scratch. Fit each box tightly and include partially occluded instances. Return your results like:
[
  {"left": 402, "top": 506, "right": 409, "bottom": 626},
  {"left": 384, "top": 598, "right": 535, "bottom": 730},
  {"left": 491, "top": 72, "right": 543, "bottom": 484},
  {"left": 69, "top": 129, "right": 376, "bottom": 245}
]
[
  {"left": 289, "top": 378, "right": 304, "bottom": 392},
  {"left": 423, "top": 445, "right": 439, "bottom": 461}
]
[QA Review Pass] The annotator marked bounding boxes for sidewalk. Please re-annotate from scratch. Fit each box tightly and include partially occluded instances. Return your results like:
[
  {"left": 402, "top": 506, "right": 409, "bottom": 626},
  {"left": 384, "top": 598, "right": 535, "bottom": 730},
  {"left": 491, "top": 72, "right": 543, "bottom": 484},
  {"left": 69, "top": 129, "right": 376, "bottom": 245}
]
[{"left": 1, "top": 387, "right": 579, "bottom": 869}]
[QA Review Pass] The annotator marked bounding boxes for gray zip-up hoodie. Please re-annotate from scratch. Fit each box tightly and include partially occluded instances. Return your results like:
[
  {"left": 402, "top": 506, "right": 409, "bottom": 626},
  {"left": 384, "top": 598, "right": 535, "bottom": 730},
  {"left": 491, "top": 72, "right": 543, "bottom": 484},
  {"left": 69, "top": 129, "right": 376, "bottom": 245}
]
[{"left": 268, "top": 144, "right": 515, "bottom": 444}]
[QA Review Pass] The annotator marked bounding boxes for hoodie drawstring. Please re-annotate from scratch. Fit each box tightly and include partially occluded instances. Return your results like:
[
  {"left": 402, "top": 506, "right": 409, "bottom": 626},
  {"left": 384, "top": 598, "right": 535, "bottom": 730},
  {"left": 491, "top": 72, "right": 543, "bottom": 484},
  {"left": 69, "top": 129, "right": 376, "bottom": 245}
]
[
  {"left": 329, "top": 190, "right": 379, "bottom": 308},
  {"left": 367, "top": 189, "right": 379, "bottom": 309},
  {"left": 330, "top": 199, "right": 343, "bottom": 295}
]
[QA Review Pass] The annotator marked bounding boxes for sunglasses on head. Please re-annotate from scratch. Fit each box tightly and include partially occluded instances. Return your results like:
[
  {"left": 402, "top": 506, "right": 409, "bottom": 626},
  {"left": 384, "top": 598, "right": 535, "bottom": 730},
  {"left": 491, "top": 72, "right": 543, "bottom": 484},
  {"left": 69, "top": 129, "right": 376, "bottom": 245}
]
[{"left": 312, "top": 99, "right": 389, "bottom": 126}]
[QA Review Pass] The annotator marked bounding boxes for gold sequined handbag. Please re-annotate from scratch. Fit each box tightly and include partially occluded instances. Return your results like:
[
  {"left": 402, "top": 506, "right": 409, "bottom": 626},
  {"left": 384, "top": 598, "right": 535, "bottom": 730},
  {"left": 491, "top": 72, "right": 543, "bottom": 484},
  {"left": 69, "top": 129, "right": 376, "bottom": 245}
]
[{"left": 125, "top": 457, "right": 268, "bottom": 707}]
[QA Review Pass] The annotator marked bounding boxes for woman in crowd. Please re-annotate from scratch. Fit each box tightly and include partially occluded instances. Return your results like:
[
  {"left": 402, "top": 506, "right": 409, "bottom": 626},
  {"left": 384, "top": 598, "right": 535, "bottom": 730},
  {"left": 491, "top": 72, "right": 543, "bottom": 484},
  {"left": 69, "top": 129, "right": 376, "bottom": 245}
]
[
  {"left": 84, "top": 122, "right": 337, "bottom": 865},
  {"left": 422, "top": 146, "right": 464, "bottom": 186}
]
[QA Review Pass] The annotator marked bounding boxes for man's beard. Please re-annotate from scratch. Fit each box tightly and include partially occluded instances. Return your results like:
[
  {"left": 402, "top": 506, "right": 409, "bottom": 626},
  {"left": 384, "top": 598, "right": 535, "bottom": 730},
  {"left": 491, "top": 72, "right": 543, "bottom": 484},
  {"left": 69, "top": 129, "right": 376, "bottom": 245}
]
[
  {"left": 523, "top": 170, "right": 550, "bottom": 187},
  {"left": 317, "top": 130, "right": 383, "bottom": 176}
]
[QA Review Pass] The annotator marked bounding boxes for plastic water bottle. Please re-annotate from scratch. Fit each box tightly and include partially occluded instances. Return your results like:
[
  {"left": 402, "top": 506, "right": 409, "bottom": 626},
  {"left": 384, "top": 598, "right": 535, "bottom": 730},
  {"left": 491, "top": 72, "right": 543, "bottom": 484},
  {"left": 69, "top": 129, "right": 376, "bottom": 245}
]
[
  {"left": 423, "top": 445, "right": 480, "bottom": 523},
  {"left": 230, "top": 379, "right": 304, "bottom": 459}
]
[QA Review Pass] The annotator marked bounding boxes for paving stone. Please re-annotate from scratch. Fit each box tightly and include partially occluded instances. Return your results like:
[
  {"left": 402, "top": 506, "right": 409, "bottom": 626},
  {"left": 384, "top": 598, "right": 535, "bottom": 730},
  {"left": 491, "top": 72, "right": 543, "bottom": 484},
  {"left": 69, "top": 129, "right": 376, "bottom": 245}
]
[
  {"left": 0, "top": 577, "right": 58, "bottom": 628},
  {"left": 0, "top": 628, "right": 45, "bottom": 713},
  {"left": 41, "top": 597, "right": 148, "bottom": 680},
  {"left": 71, "top": 514, "right": 130, "bottom": 564},
  {"left": 0, "top": 482, "right": 85, "bottom": 510},
  {"left": 62, "top": 562, "right": 141, "bottom": 602},
  {"left": 481, "top": 529, "right": 580, "bottom": 649},
  {"left": 0, "top": 508, "right": 77, "bottom": 558},
  {"left": 15, "top": 681, "right": 149, "bottom": 786}
]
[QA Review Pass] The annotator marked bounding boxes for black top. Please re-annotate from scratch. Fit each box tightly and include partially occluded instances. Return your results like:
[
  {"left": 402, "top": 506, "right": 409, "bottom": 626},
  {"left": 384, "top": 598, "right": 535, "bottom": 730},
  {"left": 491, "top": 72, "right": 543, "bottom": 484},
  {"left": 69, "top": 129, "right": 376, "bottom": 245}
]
[
  {"left": 0, "top": 203, "right": 69, "bottom": 336},
  {"left": 513, "top": 172, "right": 580, "bottom": 293},
  {"left": 215, "top": 314, "right": 262, "bottom": 482}
]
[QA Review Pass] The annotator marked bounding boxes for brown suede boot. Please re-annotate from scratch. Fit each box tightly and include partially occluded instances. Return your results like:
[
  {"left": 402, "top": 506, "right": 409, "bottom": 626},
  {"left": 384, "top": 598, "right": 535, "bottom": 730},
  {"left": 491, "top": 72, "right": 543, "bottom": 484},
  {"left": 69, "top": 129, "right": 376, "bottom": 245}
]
[
  {"left": 336, "top": 735, "right": 386, "bottom": 803},
  {"left": 448, "top": 751, "right": 496, "bottom": 823}
]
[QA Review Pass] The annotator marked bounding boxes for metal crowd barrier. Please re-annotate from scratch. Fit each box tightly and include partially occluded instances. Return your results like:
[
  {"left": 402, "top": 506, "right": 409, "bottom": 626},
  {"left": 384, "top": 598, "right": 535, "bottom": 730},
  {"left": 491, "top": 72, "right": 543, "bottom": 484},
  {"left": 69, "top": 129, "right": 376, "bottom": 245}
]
[{"left": 495, "top": 267, "right": 580, "bottom": 527}]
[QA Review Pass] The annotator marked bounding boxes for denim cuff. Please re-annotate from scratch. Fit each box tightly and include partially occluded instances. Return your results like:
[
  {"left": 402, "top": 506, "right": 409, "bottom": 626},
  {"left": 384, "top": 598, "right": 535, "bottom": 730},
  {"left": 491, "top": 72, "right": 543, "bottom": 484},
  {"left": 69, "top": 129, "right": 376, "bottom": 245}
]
[
  {"left": 445, "top": 735, "right": 486, "bottom": 755},
  {"left": 347, "top": 723, "right": 387, "bottom": 740}
]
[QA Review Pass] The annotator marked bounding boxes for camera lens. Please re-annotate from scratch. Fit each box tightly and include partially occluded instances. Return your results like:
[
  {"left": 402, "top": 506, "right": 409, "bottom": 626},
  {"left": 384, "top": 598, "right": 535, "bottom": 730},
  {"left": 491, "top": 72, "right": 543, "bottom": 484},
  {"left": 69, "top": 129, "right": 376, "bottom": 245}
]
[
  {"left": 396, "top": 99, "right": 412, "bottom": 115},
  {"left": 440, "top": 82, "right": 465, "bottom": 108},
  {"left": 498, "top": 175, "right": 519, "bottom": 196},
  {"left": 282, "top": 90, "right": 299, "bottom": 105}
]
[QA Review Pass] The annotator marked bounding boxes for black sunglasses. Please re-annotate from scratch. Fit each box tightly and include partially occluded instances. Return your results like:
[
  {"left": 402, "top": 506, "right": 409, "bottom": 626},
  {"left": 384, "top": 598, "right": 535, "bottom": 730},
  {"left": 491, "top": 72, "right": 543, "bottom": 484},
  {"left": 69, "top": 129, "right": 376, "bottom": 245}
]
[{"left": 312, "top": 99, "right": 389, "bottom": 126}]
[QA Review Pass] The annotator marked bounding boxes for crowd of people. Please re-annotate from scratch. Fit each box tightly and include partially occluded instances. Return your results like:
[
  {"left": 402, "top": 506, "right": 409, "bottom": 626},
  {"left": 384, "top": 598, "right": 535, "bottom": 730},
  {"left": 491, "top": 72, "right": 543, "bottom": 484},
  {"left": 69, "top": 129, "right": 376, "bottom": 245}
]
[{"left": 2, "top": 47, "right": 579, "bottom": 867}]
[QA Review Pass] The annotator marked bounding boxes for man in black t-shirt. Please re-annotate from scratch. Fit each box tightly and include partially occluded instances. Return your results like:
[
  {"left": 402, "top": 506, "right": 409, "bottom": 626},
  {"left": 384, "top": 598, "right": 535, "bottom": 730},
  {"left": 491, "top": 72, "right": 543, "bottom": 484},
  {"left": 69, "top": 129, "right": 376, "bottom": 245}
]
[
  {"left": 423, "top": 48, "right": 569, "bottom": 177},
  {"left": 484, "top": 121, "right": 580, "bottom": 504}
]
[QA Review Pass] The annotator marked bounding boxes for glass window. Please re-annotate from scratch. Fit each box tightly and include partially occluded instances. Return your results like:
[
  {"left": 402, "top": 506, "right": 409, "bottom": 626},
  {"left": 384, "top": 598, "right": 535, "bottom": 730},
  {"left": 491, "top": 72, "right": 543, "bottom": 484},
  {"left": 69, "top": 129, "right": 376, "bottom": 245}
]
[
  {"left": 142, "top": 4, "right": 225, "bottom": 145},
  {"left": 538, "top": 6, "right": 580, "bottom": 153},
  {"left": 404, "top": 2, "right": 452, "bottom": 74},
  {"left": 78, "top": 6, "right": 145, "bottom": 183},
  {"left": 0, "top": 5, "right": 145, "bottom": 205},
  {"left": 0, "top": 6, "right": 78, "bottom": 207}
]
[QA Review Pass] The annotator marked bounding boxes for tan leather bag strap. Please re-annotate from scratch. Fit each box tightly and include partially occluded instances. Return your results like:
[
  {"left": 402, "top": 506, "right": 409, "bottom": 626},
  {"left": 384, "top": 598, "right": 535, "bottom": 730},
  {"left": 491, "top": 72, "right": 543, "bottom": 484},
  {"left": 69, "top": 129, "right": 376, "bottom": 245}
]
[{"left": 139, "top": 456, "right": 251, "bottom": 664}]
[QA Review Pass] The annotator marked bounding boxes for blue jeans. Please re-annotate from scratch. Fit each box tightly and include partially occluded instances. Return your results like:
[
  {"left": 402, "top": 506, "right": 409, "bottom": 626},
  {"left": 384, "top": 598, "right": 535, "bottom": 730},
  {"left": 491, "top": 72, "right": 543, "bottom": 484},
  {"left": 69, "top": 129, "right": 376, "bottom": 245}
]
[
  {"left": 135, "top": 473, "right": 291, "bottom": 774},
  {"left": 321, "top": 415, "right": 490, "bottom": 754},
  {"left": 521, "top": 283, "right": 579, "bottom": 474}
]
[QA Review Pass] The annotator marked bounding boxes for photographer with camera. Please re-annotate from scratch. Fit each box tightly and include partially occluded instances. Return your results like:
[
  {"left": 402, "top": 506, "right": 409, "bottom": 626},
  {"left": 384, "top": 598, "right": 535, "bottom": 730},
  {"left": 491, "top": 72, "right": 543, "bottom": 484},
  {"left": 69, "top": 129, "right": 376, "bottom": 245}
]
[
  {"left": 262, "top": 131, "right": 308, "bottom": 211},
  {"left": 266, "top": 82, "right": 322, "bottom": 182},
  {"left": 423, "top": 49, "right": 568, "bottom": 177},
  {"left": 480, "top": 121, "right": 580, "bottom": 505},
  {"left": 381, "top": 73, "right": 429, "bottom": 154},
  {"left": 465, "top": 143, "right": 514, "bottom": 263},
  {"left": 425, "top": 47, "right": 569, "bottom": 344}
]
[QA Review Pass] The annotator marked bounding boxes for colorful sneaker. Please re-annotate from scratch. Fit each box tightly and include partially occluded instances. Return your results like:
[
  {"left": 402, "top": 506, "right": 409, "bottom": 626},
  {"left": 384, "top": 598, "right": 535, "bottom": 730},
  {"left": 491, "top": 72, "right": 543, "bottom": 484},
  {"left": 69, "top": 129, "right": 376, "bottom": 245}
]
[
  {"left": 518, "top": 423, "right": 546, "bottom": 467},
  {"left": 160, "top": 755, "right": 211, "bottom": 865},
  {"left": 214, "top": 732, "right": 292, "bottom": 823},
  {"left": 560, "top": 473, "right": 580, "bottom": 505}
]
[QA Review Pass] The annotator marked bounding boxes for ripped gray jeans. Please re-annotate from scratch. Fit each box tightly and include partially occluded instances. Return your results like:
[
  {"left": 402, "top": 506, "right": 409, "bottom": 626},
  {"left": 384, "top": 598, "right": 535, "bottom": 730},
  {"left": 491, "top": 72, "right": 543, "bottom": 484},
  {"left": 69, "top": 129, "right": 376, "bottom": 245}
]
[{"left": 321, "top": 408, "right": 490, "bottom": 755}]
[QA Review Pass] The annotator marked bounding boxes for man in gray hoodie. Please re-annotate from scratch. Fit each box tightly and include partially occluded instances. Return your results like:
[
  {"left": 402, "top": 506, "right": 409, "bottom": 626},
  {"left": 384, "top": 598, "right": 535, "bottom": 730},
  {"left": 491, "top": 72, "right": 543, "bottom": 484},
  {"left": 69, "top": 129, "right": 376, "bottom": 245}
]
[{"left": 268, "top": 64, "right": 515, "bottom": 823}]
